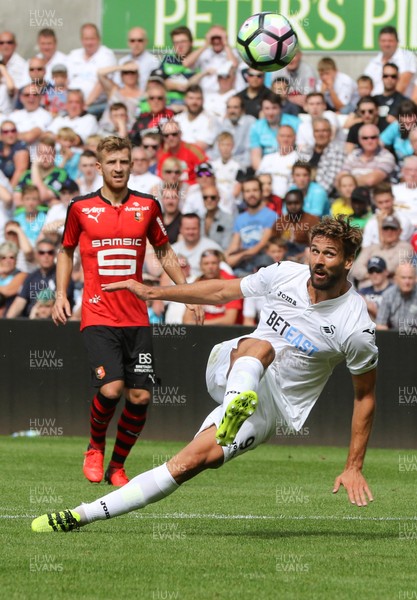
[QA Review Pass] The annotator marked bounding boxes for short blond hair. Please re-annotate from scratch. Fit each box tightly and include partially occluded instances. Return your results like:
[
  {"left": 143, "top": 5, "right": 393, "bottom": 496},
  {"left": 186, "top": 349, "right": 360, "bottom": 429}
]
[{"left": 96, "top": 136, "right": 132, "bottom": 163}]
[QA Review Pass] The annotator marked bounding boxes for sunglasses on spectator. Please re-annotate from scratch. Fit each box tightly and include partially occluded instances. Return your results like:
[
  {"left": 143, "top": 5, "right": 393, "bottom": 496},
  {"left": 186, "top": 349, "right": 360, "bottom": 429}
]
[
  {"left": 360, "top": 135, "right": 378, "bottom": 140},
  {"left": 163, "top": 169, "right": 181, "bottom": 174},
  {"left": 359, "top": 109, "right": 375, "bottom": 114},
  {"left": 197, "top": 171, "right": 213, "bottom": 177},
  {"left": 129, "top": 38, "right": 144, "bottom": 42},
  {"left": 247, "top": 72, "right": 263, "bottom": 78},
  {"left": 203, "top": 195, "right": 218, "bottom": 200},
  {"left": 22, "top": 92, "right": 40, "bottom": 97},
  {"left": 143, "top": 144, "right": 158, "bottom": 149},
  {"left": 162, "top": 132, "right": 179, "bottom": 138},
  {"left": 1, "top": 128, "right": 17, "bottom": 134},
  {"left": 37, "top": 249, "right": 55, "bottom": 255},
  {"left": 148, "top": 95, "right": 164, "bottom": 101},
  {"left": 0, "top": 40, "right": 14, "bottom": 45},
  {"left": 382, "top": 73, "right": 398, "bottom": 79}
]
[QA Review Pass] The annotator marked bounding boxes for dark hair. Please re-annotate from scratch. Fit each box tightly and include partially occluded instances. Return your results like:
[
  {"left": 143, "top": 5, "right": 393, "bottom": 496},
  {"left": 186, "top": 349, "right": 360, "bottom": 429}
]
[
  {"left": 292, "top": 161, "right": 312, "bottom": 175},
  {"left": 310, "top": 215, "right": 363, "bottom": 259},
  {"left": 38, "top": 28, "right": 56, "bottom": 40},
  {"left": 80, "top": 149, "right": 97, "bottom": 159},
  {"left": 398, "top": 99, "right": 417, "bottom": 139},
  {"left": 262, "top": 92, "right": 281, "bottom": 107},
  {"left": 185, "top": 84, "right": 203, "bottom": 96},
  {"left": 358, "top": 96, "right": 378, "bottom": 109},
  {"left": 306, "top": 91, "right": 326, "bottom": 103},
  {"left": 357, "top": 75, "right": 373, "bottom": 85},
  {"left": 21, "top": 184, "right": 40, "bottom": 197},
  {"left": 170, "top": 26, "right": 193, "bottom": 43},
  {"left": 226, "top": 95, "right": 244, "bottom": 110},
  {"left": 180, "top": 212, "right": 200, "bottom": 224},
  {"left": 383, "top": 62, "right": 399, "bottom": 73},
  {"left": 284, "top": 189, "right": 304, "bottom": 204},
  {"left": 379, "top": 26, "right": 398, "bottom": 40},
  {"left": 109, "top": 102, "right": 127, "bottom": 112},
  {"left": 373, "top": 181, "right": 393, "bottom": 197},
  {"left": 242, "top": 177, "right": 262, "bottom": 192}
]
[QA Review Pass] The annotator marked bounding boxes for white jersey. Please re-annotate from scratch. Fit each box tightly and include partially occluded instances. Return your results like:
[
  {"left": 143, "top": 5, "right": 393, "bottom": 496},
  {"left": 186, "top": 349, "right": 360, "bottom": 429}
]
[{"left": 240, "top": 261, "right": 378, "bottom": 430}]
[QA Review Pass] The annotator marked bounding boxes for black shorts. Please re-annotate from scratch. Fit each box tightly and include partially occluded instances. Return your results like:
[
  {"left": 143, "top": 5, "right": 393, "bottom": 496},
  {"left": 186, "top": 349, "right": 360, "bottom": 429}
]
[{"left": 82, "top": 325, "right": 155, "bottom": 390}]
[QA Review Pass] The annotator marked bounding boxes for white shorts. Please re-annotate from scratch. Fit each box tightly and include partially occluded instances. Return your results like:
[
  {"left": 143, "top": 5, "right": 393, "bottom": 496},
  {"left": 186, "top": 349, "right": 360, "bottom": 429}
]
[{"left": 196, "top": 336, "right": 284, "bottom": 463}]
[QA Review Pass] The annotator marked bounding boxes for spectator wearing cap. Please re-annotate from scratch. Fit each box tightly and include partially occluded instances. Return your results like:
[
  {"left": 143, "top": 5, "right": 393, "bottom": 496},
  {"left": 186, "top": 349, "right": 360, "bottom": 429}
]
[
  {"left": 349, "top": 186, "right": 373, "bottom": 229},
  {"left": 364, "top": 26, "right": 416, "bottom": 98},
  {"left": 204, "top": 62, "right": 237, "bottom": 121},
  {"left": 249, "top": 93, "right": 300, "bottom": 170},
  {"left": 337, "top": 124, "right": 395, "bottom": 189},
  {"left": 271, "top": 76, "right": 302, "bottom": 116},
  {"left": 182, "top": 161, "right": 216, "bottom": 218},
  {"left": 376, "top": 263, "right": 417, "bottom": 330},
  {"left": 0, "top": 30, "right": 28, "bottom": 89},
  {"left": 236, "top": 69, "right": 270, "bottom": 119},
  {"left": 118, "top": 27, "right": 159, "bottom": 90},
  {"left": 129, "top": 80, "right": 174, "bottom": 146},
  {"left": 36, "top": 28, "right": 68, "bottom": 83},
  {"left": 225, "top": 177, "right": 276, "bottom": 276},
  {"left": 209, "top": 95, "right": 256, "bottom": 170},
  {"left": 128, "top": 146, "right": 162, "bottom": 195},
  {"left": 66, "top": 23, "right": 117, "bottom": 113},
  {"left": 47, "top": 89, "right": 98, "bottom": 145},
  {"left": 14, "top": 134, "right": 72, "bottom": 206},
  {"left": 157, "top": 120, "right": 207, "bottom": 187},
  {"left": 45, "top": 64, "right": 69, "bottom": 117},
  {"left": 362, "top": 181, "right": 414, "bottom": 247},
  {"left": 182, "top": 25, "right": 239, "bottom": 96},
  {"left": 174, "top": 85, "right": 219, "bottom": 151},
  {"left": 358, "top": 256, "right": 392, "bottom": 320},
  {"left": 351, "top": 214, "right": 414, "bottom": 287},
  {"left": 6, "top": 238, "right": 74, "bottom": 318}
]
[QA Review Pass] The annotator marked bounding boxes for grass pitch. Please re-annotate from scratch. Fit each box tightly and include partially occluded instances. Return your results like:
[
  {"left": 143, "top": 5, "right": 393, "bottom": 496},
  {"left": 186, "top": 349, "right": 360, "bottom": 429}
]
[{"left": 1, "top": 436, "right": 416, "bottom": 600}]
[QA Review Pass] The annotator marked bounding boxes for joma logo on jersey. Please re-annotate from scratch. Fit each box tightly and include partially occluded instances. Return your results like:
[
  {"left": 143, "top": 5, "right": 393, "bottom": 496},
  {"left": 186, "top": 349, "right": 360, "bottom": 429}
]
[
  {"left": 91, "top": 238, "right": 142, "bottom": 247},
  {"left": 277, "top": 291, "right": 296, "bottom": 306},
  {"left": 82, "top": 207, "right": 105, "bottom": 223}
]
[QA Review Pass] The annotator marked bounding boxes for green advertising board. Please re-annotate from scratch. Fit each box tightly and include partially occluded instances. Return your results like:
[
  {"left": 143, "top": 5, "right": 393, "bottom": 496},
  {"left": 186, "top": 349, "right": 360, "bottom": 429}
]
[{"left": 103, "top": 0, "right": 417, "bottom": 53}]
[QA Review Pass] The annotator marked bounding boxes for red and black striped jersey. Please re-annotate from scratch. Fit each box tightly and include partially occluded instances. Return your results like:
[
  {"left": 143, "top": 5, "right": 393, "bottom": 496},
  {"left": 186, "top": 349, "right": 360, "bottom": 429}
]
[{"left": 63, "top": 189, "right": 168, "bottom": 329}]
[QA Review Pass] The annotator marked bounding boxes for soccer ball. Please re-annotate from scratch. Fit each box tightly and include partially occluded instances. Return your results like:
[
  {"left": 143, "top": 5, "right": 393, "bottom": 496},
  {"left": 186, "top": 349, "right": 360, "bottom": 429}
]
[{"left": 236, "top": 12, "right": 298, "bottom": 72}]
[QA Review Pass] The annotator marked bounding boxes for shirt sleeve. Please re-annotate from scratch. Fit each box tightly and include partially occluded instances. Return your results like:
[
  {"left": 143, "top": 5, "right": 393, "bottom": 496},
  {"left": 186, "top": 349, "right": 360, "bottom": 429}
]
[
  {"left": 343, "top": 326, "right": 379, "bottom": 375},
  {"left": 147, "top": 200, "right": 170, "bottom": 247},
  {"left": 249, "top": 122, "right": 261, "bottom": 149},
  {"left": 380, "top": 122, "right": 398, "bottom": 146},
  {"left": 62, "top": 200, "right": 82, "bottom": 247},
  {"left": 240, "top": 261, "right": 286, "bottom": 297}
]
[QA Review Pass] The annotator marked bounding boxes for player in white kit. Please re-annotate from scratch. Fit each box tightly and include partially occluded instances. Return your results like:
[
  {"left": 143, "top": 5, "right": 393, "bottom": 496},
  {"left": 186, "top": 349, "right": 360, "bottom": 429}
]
[{"left": 32, "top": 216, "right": 378, "bottom": 532}]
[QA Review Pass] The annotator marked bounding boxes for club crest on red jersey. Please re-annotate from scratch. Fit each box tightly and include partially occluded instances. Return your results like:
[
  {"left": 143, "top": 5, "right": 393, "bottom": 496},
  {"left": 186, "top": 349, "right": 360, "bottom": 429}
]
[{"left": 95, "top": 365, "right": 106, "bottom": 379}]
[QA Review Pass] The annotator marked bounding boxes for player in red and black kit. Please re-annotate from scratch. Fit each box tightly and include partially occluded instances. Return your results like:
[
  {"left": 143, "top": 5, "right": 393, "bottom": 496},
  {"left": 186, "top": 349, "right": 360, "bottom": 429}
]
[{"left": 53, "top": 136, "right": 203, "bottom": 486}]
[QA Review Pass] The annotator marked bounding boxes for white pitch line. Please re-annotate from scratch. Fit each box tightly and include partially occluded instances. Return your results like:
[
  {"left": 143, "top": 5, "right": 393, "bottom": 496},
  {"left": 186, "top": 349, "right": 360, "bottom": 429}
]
[{"left": 1, "top": 513, "right": 417, "bottom": 522}]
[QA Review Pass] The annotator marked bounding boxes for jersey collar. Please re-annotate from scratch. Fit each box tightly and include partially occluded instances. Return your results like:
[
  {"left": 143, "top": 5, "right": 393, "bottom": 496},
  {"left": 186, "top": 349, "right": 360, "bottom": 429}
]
[{"left": 98, "top": 189, "right": 130, "bottom": 206}]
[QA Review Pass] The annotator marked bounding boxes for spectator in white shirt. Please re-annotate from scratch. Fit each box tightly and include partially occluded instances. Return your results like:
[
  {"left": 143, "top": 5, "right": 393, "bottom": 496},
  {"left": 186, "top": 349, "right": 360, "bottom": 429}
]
[
  {"left": 174, "top": 84, "right": 218, "bottom": 151},
  {"left": 392, "top": 155, "right": 417, "bottom": 227},
  {"left": 316, "top": 57, "right": 358, "bottom": 114},
  {"left": 76, "top": 150, "right": 103, "bottom": 195},
  {"left": 128, "top": 146, "right": 162, "bottom": 194},
  {"left": 36, "top": 28, "right": 68, "bottom": 83},
  {"left": 365, "top": 26, "right": 416, "bottom": 97},
  {"left": 296, "top": 91, "right": 339, "bottom": 153},
  {"left": 362, "top": 181, "right": 414, "bottom": 247},
  {"left": 0, "top": 31, "right": 28, "bottom": 89},
  {"left": 9, "top": 84, "right": 52, "bottom": 153},
  {"left": 118, "top": 27, "right": 159, "bottom": 89},
  {"left": 182, "top": 25, "right": 239, "bottom": 96},
  {"left": 211, "top": 131, "right": 240, "bottom": 215},
  {"left": 257, "top": 125, "right": 299, "bottom": 198},
  {"left": 47, "top": 89, "right": 98, "bottom": 144},
  {"left": 0, "top": 63, "right": 15, "bottom": 115},
  {"left": 67, "top": 23, "right": 116, "bottom": 111},
  {"left": 204, "top": 61, "right": 237, "bottom": 121}
]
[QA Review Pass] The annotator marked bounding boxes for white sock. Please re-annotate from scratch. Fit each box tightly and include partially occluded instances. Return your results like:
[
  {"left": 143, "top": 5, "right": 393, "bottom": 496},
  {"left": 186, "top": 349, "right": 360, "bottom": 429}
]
[
  {"left": 74, "top": 464, "right": 178, "bottom": 524},
  {"left": 223, "top": 356, "right": 264, "bottom": 404}
]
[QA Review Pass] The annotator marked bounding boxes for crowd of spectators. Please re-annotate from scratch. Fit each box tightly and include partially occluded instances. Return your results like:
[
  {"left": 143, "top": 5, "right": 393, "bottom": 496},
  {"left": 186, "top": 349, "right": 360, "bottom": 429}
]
[{"left": 0, "top": 22, "right": 416, "bottom": 330}]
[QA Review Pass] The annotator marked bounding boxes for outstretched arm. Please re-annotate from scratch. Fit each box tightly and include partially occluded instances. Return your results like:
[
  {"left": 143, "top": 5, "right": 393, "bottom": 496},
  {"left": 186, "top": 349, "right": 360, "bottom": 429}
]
[
  {"left": 333, "top": 368, "right": 376, "bottom": 506},
  {"left": 103, "top": 276, "right": 244, "bottom": 305}
]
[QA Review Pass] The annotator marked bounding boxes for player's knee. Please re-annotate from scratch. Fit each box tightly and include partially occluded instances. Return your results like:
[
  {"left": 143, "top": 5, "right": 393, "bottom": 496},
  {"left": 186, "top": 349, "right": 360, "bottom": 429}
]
[
  {"left": 126, "top": 388, "right": 150, "bottom": 405},
  {"left": 257, "top": 340, "right": 275, "bottom": 366},
  {"left": 100, "top": 381, "right": 124, "bottom": 400}
]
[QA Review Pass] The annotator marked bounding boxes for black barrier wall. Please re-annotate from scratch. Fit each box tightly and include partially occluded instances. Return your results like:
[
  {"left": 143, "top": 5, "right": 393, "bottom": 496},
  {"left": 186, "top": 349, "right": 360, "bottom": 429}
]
[{"left": 0, "top": 320, "right": 416, "bottom": 448}]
